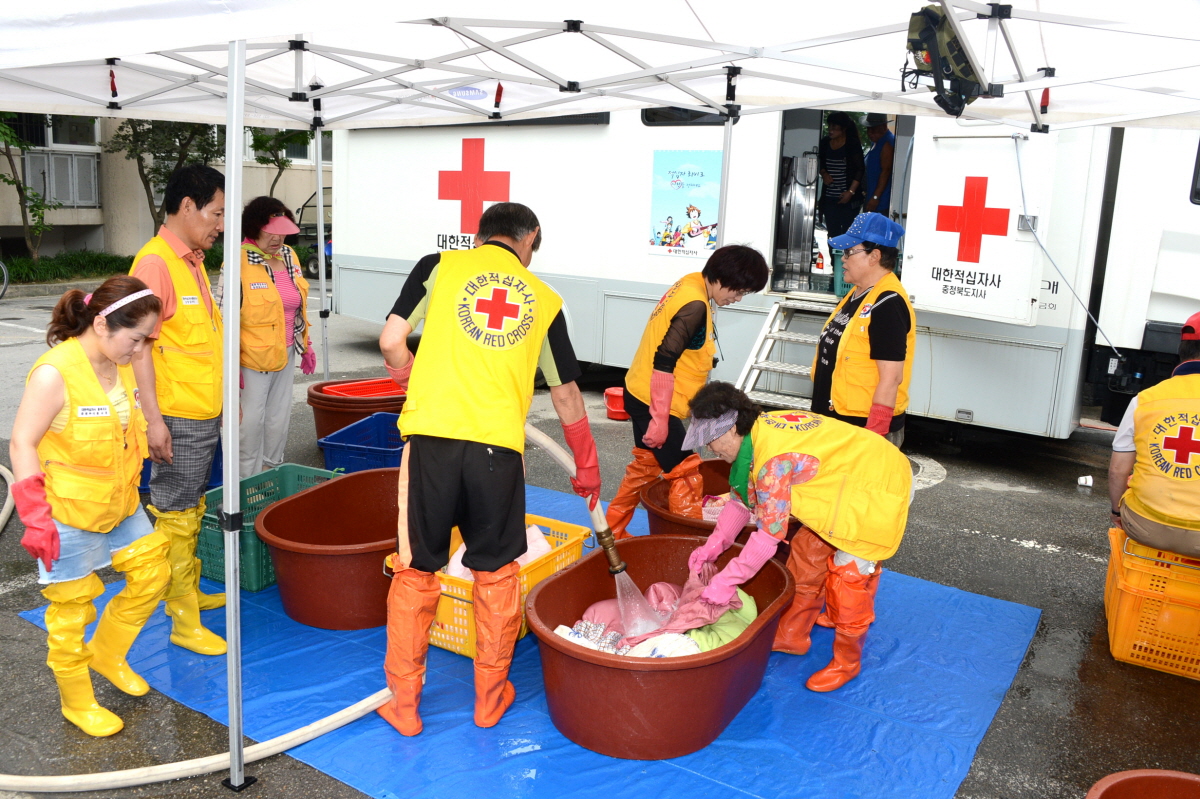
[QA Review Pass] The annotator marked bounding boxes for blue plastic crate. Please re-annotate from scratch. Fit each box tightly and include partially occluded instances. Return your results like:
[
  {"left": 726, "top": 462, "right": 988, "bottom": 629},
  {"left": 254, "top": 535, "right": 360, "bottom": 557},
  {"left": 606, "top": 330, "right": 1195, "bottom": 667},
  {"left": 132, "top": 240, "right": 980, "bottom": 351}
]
[
  {"left": 139, "top": 437, "right": 223, "bottom": 493},
  {"left": 317, "top": 412, "right": 404, "bottom": 473}
]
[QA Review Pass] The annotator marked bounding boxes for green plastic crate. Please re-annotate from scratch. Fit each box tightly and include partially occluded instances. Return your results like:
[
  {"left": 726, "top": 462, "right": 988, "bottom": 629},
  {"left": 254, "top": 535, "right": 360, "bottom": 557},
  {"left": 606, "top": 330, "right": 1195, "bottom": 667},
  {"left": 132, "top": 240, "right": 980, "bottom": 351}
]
[{"left": 198, "top": 464, "right": 336, "bottom": 592}]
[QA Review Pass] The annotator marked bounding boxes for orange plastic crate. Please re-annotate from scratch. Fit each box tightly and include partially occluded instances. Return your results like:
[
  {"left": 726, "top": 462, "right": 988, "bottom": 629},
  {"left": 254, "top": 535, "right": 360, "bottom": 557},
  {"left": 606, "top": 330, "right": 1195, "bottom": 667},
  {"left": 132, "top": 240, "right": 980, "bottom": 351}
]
[
  {"left": 1105, "top": 527, "right": 1200, "bottom": 680},
  {"left": 429, "top": 514, "right": 591, "bottom": 659},
  {"left": 322, "top": 378, "right": 406, "bottom": 398}
]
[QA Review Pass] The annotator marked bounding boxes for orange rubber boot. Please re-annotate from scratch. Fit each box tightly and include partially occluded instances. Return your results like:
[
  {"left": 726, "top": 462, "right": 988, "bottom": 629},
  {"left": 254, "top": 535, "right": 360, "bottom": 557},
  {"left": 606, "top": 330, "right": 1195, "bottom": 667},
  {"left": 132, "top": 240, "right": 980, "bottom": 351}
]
[
  {"left": 815, "top": 567, "right": 879, "bottom": 629},
  {"left": 471, "top": 562, "right": 522, "bottom": 728},
  {"left": 805, "top": 559, "right": 878, "bottom": 692},
  {"left": 377, "top": 568, "right": 441, "bottom": 736},
  {"left": 605, "top": 448, "right": 662, "bottom": 540},
  {"left": 772, "top": 527, "right": 834, "bottom": 655},
  {"left": 664, "top": 453, "right": 704, "bottom": 519}
]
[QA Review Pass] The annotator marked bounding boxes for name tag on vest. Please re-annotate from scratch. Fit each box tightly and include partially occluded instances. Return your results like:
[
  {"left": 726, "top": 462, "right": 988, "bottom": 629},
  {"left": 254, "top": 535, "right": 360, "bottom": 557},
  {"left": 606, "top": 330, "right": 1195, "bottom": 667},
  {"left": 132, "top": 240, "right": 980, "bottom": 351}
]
[
  {"left": 181, "top": 295, "right": 200, "bottom": 306},
  {"left": 250, "top": 282, "right": 269, "bottom": 290},
  {"left": 77, "top": 405, "right": 111, "bottom": 418}
]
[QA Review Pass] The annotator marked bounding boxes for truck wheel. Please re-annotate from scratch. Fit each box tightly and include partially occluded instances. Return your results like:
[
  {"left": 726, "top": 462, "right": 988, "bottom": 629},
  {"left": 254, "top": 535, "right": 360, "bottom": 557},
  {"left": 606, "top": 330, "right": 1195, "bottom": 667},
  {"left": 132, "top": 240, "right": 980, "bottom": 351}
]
[{"left": 305, "top": 255, "right": 322, "bottom": 279}]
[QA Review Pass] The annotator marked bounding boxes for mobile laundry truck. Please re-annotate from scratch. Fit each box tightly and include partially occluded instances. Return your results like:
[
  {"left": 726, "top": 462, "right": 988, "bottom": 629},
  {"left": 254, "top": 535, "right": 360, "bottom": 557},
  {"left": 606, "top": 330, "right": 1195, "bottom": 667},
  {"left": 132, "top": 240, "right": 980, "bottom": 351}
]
[{"left": 330, "top": 106, "right": 1200, "bottom": 438}]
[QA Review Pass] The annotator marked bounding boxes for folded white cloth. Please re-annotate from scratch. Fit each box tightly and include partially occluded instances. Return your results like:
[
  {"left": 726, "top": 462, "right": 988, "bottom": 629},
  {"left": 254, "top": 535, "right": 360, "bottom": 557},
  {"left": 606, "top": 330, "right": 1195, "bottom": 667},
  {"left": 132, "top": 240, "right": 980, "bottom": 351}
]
[
  {"left": 625, "top": 633, "right": 702, "bottom": 658},
  {"left": 554, "top": 624, "right": 601, "bottom": 650}
]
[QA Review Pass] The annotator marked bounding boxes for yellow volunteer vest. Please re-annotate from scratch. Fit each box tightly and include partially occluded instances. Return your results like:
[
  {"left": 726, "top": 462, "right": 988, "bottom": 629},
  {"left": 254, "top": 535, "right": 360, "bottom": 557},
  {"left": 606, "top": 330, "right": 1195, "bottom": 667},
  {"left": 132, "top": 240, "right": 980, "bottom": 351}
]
[
  {"left": 625, "top": 272, "right": 716, "bottom": 418},
  {"left": 238, "top": 246, "right": 311, "bottom": 372},
  {"left": 132, "top": 236, "right": 224, "bottom": 420},
  {"left": 814, "top": 270, "right": 916, "bottom": 418},
  {"left": 749, "top": 410, "right": 911, "bottom": 561},
  {"left": 31, "top": 338, "right": 147, "bottom": 532},
  {"left": 1124, "top": 373, "right": 1200, "bottom": 531},
  {"left": 399, "top": 246, "right": 561, "bottom": 453}
]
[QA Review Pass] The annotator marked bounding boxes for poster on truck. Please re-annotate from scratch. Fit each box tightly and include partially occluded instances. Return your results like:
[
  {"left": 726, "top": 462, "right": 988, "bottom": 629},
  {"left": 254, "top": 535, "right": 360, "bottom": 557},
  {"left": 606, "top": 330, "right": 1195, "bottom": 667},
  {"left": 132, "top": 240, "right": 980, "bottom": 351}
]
[{"left": 648, "top": 150, "right": 722, "bottom": 257}]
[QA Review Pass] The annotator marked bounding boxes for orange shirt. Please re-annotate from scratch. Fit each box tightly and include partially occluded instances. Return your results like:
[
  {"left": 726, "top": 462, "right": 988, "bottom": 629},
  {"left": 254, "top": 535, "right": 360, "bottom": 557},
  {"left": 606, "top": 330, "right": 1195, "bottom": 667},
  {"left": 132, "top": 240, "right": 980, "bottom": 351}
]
[{"left": 131, "top": 225, "right": 213, "bottom": 339}]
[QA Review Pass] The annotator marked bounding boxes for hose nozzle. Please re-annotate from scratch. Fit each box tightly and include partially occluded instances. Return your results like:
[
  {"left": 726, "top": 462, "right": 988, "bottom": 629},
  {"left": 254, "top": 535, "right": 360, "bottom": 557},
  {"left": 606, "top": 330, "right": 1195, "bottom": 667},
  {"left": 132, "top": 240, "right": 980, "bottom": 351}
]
[{"left": 593, "top": 525, "right": 627, "bottom": 575}]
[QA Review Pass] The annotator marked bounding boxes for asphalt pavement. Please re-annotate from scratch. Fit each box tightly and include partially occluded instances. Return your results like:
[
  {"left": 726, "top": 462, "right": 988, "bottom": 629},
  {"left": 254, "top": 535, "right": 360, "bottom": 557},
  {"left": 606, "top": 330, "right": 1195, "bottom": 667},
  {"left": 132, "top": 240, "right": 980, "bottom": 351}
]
[{"left": 0, "top": 285, "right": 1198, "bottom": 798}]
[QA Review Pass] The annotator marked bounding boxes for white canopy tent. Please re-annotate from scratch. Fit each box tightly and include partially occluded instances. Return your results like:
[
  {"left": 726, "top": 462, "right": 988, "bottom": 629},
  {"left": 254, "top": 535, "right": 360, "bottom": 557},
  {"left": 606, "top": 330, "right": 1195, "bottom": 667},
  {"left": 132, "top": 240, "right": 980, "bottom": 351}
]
[{"left": 4, "top": 0, "right": 1200, "bottom": 790}]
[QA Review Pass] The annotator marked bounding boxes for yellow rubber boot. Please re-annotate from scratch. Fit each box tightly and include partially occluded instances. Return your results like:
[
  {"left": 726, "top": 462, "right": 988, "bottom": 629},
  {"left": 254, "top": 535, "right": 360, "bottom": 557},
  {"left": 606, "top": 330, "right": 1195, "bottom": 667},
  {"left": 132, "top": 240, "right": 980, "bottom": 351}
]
[
  {"left": 89, "top": 532, "right": 170, "bottom": 696},
  {"left": 471, "top": 562, "right": 522, "bottom": 728},
  {"left": 377, "top": 568, "right": 442, "bottom": 737},
  {"left": 42, "top": 574, "right": 124, "bottom": 737},
  {"left": 190, "top": 497, "right": 225, "bottom": 611},
  {"left": 150, "top": 503, "right": 227, "bottom": 656}
]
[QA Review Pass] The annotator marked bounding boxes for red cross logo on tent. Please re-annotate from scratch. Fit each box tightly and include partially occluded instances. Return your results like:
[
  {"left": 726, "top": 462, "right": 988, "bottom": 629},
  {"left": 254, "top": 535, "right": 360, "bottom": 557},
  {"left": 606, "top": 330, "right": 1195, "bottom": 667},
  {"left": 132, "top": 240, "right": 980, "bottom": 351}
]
[
  {"left": 439, "top": 138, "right": 510, "bottom": 235},
  {"left": 474, "top": 287, "right": 521, "bottom": 331},
  {"left": 1163, "top": 426, "right": 1200, "bottom": 465},
  {"left": 936, "top": 176, "right": 1010, "bottom": 263}
]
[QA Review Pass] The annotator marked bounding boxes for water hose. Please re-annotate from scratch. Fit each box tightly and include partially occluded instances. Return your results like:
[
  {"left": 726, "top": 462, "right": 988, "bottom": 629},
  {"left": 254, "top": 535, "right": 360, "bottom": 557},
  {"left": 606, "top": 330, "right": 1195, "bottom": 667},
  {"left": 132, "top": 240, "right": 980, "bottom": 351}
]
[
  {"left": 0, "top": 689, "right": 391, "bottom": 793},
  {"left": 523, "top": 423, "right": 626, "bottom": 574},
  {"left": 0, "top": 464, "right": 15, "bottom": 535}
]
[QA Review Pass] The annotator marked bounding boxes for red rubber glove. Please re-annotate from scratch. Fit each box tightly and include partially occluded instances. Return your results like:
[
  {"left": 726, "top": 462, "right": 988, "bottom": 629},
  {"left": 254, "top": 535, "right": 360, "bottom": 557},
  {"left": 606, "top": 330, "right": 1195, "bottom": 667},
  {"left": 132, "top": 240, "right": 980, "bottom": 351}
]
[
  {"left": 866, "top": 403, "right": 893, "bottom": 436},
  {"left": 13, "top": 473, "right": 60, "bottom": 571},
  {"left": 562, "top": 416, "right": 601, "bottom": 510},
  {"left": 700, "top": 529, "right": 779, "bottom": 606},
  {"left": 688, "top": 500, "right": 751, "bottom": 574},
  {"left": 642, "top": 370, "right": 674, "bottom": 449},
  {"left": 385, "top": 358, "right": 412, "bottom": 391}
]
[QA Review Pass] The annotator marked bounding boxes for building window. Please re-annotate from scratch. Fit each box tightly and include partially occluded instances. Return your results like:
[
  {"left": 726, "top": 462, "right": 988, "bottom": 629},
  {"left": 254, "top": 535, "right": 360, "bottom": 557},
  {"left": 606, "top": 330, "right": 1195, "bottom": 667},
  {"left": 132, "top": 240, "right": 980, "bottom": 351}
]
[
  {"left": 6, "top": 113, "right": 48, "bottom": 148},
  {"left": 50, "top": 116, "right": 98, "bottom": 147},
  {"left": 322, "top": 130, "right": 332, "bottom": 163}
]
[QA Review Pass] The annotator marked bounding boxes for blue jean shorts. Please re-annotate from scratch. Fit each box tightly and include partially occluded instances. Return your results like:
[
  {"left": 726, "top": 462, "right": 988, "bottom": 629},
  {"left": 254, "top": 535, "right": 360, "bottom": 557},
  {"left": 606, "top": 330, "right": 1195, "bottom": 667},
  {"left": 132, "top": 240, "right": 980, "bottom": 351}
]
[{"left": 38, "top": 506, "right": 155, "bottom": 585}]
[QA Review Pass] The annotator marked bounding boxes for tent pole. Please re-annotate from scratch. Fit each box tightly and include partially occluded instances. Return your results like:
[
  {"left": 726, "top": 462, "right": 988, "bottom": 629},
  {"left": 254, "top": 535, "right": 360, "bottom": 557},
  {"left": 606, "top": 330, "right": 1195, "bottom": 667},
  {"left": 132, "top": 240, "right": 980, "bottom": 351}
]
[
  {"left": 220, "top": 38, "right": 254, "bottom": 793},
  {"left": 313, "top": 99, "right": 330, "bottom": 381},
  {"left": 716, "top": 66, "right": 740, "bottom": 250}
]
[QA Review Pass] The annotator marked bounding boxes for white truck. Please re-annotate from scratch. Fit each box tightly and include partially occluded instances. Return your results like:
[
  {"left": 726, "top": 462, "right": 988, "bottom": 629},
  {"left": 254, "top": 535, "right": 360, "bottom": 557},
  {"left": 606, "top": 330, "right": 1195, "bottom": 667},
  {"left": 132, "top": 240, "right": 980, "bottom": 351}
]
[{"left": 330, "top": 106, "right": 1200, "bottom": 438}]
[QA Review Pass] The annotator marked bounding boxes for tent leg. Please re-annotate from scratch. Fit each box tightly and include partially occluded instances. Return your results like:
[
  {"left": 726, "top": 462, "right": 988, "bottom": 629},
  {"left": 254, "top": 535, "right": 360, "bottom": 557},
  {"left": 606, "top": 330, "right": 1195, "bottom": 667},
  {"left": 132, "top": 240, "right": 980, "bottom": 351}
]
[
  {"left": 716, "top": 115, "right": 733, "bottom": 249},
  {"left": 221, "top": 37, "right": 253, "bottom": 793},
  {"left": 313, "top": 112, "right": 330, "bottom": 381}
]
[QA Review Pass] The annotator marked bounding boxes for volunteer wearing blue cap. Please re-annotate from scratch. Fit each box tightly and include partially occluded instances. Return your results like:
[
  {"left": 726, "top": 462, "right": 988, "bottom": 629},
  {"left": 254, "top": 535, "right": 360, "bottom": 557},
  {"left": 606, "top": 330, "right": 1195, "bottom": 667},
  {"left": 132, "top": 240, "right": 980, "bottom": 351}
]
[{"left": 813, "top": 212, "right": 915, "bottom": 446}]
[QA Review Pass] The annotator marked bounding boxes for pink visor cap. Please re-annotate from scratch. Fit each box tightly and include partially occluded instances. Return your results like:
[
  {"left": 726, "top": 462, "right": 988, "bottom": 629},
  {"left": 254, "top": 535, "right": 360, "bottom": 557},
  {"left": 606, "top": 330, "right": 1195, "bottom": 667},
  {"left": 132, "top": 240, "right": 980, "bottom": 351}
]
[{"left": 261, "top": 214, "right": 300, "bottom": 235}]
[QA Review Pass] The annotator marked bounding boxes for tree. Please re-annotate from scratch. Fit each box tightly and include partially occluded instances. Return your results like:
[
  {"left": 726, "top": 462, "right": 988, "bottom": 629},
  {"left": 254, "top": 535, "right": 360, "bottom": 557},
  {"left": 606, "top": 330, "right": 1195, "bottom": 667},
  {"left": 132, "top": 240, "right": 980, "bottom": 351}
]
[
  {"left": 0, "top": 114, "right": 63, "bottom": 262},
  {"left": 250, "top": 128, "right": 313, "bottom": 197},
  {"left": 103, "top": 120, "right": 224, "bottom": 226}
]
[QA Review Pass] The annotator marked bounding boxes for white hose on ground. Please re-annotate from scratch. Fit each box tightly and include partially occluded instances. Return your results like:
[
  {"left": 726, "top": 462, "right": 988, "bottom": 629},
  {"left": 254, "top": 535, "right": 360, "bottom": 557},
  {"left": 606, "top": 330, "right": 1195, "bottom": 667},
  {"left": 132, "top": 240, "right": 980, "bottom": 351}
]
[
  {"left": 523, "top": 423, "right": 609, "bottom": 534},
  {"left": 0, "top": 688, "right": 391, "bottom": 793},
  {"left": 0, "top": 464, "right": 15, "bottom": 534}
]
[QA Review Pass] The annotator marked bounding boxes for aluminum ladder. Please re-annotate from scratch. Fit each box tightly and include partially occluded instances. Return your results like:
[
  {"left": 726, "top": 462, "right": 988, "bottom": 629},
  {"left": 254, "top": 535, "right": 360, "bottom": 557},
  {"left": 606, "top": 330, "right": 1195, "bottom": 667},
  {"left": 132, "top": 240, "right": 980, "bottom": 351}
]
[{"left": 735, "top": 298, "right": 833, "bottom": 410}]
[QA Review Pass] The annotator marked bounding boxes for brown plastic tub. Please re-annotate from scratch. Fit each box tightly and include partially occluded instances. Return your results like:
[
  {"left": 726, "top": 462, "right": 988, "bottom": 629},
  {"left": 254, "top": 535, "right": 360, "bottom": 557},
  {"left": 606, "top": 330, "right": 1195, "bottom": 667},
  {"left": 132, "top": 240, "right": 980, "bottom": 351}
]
[
  {"left": 306, "top": 379, "right": 406, "bottom": 438},
  {"left": 640, "top": 458, "right": 791, "bottom": 560},
  {"left": 1086, "top": 770, "right": 1200, "bottom": 799},
  {"left": 525, "top": 534, "right": 794, "bottom": 760},
  {"left": 255, "top": 467, "right": 397, "bottom": 629}
]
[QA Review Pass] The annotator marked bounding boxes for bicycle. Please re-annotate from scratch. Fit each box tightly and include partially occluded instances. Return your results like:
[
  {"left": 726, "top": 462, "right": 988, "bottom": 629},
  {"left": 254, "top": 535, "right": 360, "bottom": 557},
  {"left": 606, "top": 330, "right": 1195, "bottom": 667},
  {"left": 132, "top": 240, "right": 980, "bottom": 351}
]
[{"left": 0, "top": 258, "right": 7, "bottom": 301}]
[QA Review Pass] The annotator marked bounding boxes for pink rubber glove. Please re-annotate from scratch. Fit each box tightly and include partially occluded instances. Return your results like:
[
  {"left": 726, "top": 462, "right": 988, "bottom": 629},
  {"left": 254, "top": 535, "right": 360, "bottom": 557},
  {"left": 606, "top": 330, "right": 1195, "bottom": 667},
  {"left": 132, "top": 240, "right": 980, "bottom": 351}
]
[
  {"left": 700, "top": 529, "right": 779, "bottom": 606},
  {"left": 866, "top": 403, "right": 893, "bottom": 436},
  {"left": 688, "top": 500, "right": 751, "bottom": 574},
  {"left": 301, "top": 345, "right": 317, "bottom": 375},
  {"left": 13, "top": 473, "right": 60, "bottom": 571},
  {"left": 642, "top": 369, "right": 674, "bottom": 449},
  {"left": 385, "top": 358, "right": 413, "bottom": 391},
  {"left": 562, "top": 416, "right": 601, "bottom": 510}
]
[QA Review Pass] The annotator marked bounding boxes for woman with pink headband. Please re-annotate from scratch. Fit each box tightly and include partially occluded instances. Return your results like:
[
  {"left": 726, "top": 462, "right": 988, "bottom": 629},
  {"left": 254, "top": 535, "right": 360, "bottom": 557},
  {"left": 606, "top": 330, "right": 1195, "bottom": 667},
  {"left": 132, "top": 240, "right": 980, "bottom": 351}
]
[{"left": 9, "top": 276, "right": 169, "bottom": 736}]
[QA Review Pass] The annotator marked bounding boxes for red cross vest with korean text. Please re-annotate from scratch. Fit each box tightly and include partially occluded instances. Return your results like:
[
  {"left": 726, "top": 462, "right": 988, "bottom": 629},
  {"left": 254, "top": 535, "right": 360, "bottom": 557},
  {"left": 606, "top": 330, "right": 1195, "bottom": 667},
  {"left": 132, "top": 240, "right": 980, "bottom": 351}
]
[
  {"left": 399, "top": 245, "right": 561, "bottom": 454},
  {"left": 625, "top": 272, "right": 715, "bottom": 419},
  {"left": 1125, "top": 373, "right": 1200, "bottom": 531}
]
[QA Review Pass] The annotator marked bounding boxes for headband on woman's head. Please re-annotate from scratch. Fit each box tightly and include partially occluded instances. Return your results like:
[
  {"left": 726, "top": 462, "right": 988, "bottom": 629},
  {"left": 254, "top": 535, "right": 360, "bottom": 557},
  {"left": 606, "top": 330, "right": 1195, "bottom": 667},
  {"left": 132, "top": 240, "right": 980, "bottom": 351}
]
[
  {"left": 682, "top": 409, "right": 739, "bottom": 450},
  {"left": 99, "top": 289, "right": 154, "bottom": 318}
]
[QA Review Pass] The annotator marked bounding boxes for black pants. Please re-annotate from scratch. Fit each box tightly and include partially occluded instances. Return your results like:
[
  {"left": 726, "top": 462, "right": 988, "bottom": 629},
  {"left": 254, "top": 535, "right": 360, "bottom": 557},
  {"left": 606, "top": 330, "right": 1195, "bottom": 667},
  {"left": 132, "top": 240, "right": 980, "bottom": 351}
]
[
  {"left": 821, "top": 197, "right": 861, "bottom": 239},
  {"left": 404, "top": 435, "right": 527, "bottom": 573},
  {"left": 622, "top": 388, "right": 692, "bottom": 472}
]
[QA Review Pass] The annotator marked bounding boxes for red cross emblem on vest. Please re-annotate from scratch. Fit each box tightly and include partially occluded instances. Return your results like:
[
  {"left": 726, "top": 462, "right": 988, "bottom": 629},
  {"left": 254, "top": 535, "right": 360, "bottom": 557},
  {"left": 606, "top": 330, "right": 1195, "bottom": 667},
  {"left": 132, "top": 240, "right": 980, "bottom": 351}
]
[
  {"left": 439, "top": 139, "right": 510, "bottom": 235},
  {"left": 474, "top": 287, "right": 521, "bottom": 331},
  {"left": 779, "top": 413, "right": 807, "bottom": 422},
  {"left": 1163, "top": 425, "right": 1200, "bottom": 466},
  {"left": 936, "top": 176, "right": 1010, "bottom": 263}
]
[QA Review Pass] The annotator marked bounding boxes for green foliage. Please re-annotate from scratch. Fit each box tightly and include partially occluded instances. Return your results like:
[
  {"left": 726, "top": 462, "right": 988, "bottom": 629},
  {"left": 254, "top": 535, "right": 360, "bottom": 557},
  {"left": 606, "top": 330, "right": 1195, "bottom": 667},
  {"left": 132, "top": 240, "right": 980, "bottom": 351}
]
[
  {"left": 204, "top": 241, "right": 225, "bottom": 273},
  {"left": 4, "top": 250, "right": 135, "bottom": 283},
  {"left": 103, "top": 120, "right": 224, "bottom": 226},
  {"left": 0, "top": 112, "right": 64, "bottom": 261},
  {"left": 250, "top": 128, "right": 313, "bottom": 197}
]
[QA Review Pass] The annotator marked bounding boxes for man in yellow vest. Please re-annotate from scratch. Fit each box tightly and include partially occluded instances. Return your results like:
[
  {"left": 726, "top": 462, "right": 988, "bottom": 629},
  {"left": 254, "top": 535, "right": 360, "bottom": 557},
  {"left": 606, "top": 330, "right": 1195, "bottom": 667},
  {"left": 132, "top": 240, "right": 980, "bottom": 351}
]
[
  {"left": 129, "top": 164, "right": 227, "bottom": 656},
  {"left": 376, "top": 202, "right": 600, "bottom": 736},
  {"left": 684, "top": 382, "right": 911, "bottom": 692},
  {"left": 1109, "top": 312, "right": 1200, "bottom": 557},
  {"left": 813, "top": 212, "right": 915, "bottom": 447}
]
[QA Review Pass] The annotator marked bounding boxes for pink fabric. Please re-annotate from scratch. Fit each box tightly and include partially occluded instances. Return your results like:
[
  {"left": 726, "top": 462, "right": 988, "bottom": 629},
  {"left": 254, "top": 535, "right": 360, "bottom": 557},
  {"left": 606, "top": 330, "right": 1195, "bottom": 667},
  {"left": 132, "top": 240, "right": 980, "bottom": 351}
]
[
  {"left": 620, "top": 562, "right": 741, "bottom": 649},
  {"left": 582, "top": 581, "right": 683, "bottom": 636},
  {"left": 273, "top": 268, "right": 303, "bottom": 347}
]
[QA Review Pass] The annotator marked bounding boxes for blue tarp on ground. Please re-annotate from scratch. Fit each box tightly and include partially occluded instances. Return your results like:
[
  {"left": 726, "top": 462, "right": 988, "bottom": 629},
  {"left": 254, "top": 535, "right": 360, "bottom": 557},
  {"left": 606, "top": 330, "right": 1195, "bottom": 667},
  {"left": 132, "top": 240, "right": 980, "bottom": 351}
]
[{"left": 22, "top": 486, "right": 1040, "bottom": 799}]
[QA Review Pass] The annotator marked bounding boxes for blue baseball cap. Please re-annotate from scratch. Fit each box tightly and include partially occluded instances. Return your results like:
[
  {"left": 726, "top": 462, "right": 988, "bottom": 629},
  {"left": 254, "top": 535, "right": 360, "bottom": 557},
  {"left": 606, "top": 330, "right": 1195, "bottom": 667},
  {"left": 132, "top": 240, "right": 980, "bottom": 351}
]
[{"left": 829, "top": 212, "right": 905, "bottom": 250}]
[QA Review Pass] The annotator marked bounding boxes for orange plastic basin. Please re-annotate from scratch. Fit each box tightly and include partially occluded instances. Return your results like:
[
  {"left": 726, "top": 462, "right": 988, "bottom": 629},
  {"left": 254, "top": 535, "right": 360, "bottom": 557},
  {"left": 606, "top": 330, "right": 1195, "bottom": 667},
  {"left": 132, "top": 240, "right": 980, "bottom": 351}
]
[{"left": 1086, "top": 770, "right": 1200, "bottom": 799}]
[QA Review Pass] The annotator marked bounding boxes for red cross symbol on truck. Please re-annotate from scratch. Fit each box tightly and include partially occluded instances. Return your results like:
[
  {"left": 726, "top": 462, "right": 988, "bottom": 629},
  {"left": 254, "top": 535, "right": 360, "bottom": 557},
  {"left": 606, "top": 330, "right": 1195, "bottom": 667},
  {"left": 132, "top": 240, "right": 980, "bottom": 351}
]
[
  {"left": 439, "top": 138, "right": 510, "bottom": 235},
  {"left": 474, "top": 287, "right": 521, "bottom": 331},
  {"left": 936, "top": 176, "right": 1010, "bottom": 263},
  {"left": 1163, "top": 425, "right": 1200, "bottom": 465}
]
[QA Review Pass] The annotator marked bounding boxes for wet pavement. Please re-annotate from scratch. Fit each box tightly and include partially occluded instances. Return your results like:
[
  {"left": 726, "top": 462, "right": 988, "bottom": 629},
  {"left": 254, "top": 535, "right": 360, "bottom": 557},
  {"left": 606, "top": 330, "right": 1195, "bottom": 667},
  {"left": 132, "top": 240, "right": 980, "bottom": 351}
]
[{"left": 1, "top": 290, "right": 1198, "bottom": 798}]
